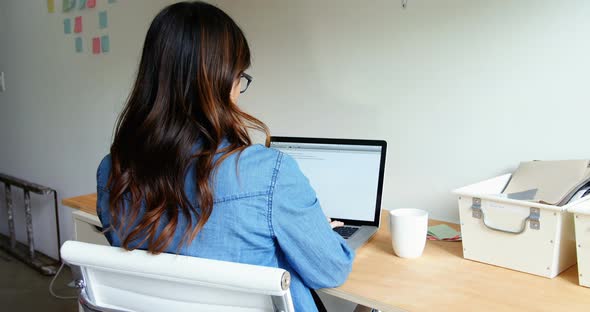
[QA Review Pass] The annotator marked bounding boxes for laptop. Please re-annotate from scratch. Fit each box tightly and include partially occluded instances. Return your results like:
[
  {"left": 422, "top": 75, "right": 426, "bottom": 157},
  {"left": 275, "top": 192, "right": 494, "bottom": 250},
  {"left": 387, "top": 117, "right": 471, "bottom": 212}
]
[{"left": 270, "top": 137, "right": 387, "bottom": 250}]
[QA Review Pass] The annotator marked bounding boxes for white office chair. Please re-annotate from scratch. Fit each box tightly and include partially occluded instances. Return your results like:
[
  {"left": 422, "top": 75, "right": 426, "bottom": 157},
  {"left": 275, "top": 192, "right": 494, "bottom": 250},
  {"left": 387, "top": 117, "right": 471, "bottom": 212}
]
[{"left": 60, "top": 240, "right": 294, "bottom": 312}]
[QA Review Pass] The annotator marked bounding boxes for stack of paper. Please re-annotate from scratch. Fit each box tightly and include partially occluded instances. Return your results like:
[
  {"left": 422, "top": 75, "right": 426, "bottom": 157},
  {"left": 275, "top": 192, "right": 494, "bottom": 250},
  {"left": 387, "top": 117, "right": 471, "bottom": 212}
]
[{"left": 427, "top": 224, "right": 461, "bottom": 242}]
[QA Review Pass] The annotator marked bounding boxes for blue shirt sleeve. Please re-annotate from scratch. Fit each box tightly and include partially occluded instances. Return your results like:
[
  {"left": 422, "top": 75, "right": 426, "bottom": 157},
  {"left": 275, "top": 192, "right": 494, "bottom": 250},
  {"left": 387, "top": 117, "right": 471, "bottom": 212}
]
[
  {"left": 96, "top": 154, "right": 114, "bottom": 245},
  {"left": 270, "top": 152, "right": 355, "bottom": 289}
]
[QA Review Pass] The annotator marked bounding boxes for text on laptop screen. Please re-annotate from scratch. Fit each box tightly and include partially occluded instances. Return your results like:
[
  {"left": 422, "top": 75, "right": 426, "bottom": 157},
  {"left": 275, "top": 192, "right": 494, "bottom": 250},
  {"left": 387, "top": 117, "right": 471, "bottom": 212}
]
[{"left": 271, "top": 142, "right": 382, "bottom": 222}]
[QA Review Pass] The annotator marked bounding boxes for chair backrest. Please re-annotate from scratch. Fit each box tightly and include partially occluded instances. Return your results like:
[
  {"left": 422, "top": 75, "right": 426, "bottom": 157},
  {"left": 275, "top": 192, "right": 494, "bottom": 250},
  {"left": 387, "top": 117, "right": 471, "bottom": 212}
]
[{"left": 61, "top": 241, "right": 294, "bottom": 312}]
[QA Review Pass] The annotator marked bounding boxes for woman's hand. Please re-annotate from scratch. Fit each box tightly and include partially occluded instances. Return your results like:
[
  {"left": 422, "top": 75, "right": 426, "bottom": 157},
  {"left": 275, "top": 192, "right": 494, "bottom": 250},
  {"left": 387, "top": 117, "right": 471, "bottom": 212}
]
[{"left": 327, "top": 218, "right": 344, "bottom": 229}]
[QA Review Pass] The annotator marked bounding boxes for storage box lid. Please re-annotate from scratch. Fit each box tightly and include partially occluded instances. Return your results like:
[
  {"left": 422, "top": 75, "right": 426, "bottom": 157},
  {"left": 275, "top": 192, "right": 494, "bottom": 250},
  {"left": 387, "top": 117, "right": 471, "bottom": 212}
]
[
  {"left": 566, "top": 196, "right": 590, "bottom": 215},
  {"left": 453, "top": 174, "right": 565, "bottom": 212}
]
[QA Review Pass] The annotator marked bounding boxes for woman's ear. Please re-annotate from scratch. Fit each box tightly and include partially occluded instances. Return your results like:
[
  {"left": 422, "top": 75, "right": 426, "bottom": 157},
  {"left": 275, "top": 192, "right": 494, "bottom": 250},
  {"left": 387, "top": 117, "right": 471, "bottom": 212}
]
[{"left": 230, "top": 79, "right": 241, "bottom": 104}]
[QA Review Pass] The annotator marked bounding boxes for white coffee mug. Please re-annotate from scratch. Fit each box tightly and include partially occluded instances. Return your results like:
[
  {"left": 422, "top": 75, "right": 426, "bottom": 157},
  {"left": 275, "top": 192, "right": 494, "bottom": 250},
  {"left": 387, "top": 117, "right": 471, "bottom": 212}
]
[{"left": 389, "top": 208, "right": 428, "bottom": 258}]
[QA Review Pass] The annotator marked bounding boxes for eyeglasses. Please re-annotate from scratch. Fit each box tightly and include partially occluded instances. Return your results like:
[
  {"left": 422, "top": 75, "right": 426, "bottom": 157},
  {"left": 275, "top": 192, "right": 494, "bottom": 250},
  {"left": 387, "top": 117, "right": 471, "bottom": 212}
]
[{"left": 239, "top": 73, "right": 253, "bottom": 93}]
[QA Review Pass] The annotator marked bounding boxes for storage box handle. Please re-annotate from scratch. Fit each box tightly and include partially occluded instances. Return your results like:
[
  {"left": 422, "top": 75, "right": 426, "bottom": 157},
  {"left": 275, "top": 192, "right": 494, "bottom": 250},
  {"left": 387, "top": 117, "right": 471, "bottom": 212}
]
[{"left": 471, "top": 198, "right": 540, "bottom": 234}]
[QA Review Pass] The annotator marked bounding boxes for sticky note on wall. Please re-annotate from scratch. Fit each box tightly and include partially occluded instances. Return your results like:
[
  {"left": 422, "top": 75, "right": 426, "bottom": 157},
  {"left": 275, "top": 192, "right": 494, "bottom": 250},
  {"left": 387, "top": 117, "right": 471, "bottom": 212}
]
[
  {"left": 63, "top": 19, "right": 71, "bottom": 34},
  {"left": 75, "top": 37, "right": 83, "bottom": 53},
  {"left": 78, "top": 0, "right": 87, "bottom": 9},
  {"left": 92, "top": 37, "right": 101, "bottom": 54},
  {"left": 74, "top": 16, "right": 82, "bottom": 33},
  {"left": 101, "top": 35, "right": 110, "bottom": 53},
  {"left": 108, "top": 0, "right": 117, "bottom": 3},
  {"left": 47, "top": 0, "right": 55, "bottom": 13},
  {"left": 62, "top": 0, "right": 75, "bottom": 12},
  {"left": 99, "top": 11, "right": 108, "bottom": 29},
  {"left": 87, "top": 0, "right": 96, "bottom": 8}
]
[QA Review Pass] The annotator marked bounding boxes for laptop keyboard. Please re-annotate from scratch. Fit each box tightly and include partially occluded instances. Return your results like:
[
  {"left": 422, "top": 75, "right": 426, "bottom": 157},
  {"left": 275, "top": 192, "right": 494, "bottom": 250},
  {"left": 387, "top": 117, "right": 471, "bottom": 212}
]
[{"left": 333, "top": 226, "right": 359, "bottom": 239}]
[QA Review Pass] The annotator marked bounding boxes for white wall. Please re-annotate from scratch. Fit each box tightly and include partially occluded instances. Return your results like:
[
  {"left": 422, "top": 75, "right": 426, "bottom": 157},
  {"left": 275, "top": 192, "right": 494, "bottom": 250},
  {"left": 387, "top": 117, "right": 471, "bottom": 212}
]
[
  {"left": 1, "top": 0, "right": 589, "bottom": 258},
  {"left": 0, "top": 0, "right": 176, "bottom": 258},
  {"left": 210, "top": 0, "right": 590, "bottom": 218}
]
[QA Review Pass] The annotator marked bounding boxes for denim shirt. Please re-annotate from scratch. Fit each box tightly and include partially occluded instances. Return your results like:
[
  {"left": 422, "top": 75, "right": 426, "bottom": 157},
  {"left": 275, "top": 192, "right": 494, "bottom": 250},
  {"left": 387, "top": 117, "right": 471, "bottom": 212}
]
[{"left": 96, "top": 143, "right": 355, "bottom": 312}]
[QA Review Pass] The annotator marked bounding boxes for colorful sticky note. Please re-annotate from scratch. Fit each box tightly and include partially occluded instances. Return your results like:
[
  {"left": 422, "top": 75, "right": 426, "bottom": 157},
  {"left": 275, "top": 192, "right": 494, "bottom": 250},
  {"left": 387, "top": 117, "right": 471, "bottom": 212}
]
[
  {"left": 62, "top": 0, "right": 75, "bottom": 12},
  {"left": 99, "top": 11, "right": 108, "bottom": 29},
  {"left": 63, "top": 19, "right": 71, "bottom": 34},
  {"left": 87, "top": 0, "right": 96, "bottom": 8},
  {"left": 78, "top": 0, "right": 87, "bottom": 9},
  {"left": 101, "top": 35, "right": 110, "bottom": 53},
  {"left": 92, "top": 37, "right": 101, "bottom": 54},
  {"left": 75, "top": 37, "right": 83, "bottom": 53},
  {"left": 47, "top": 0, "right": 55, "bottom": 13},
  {"left": 74, "top": 16, "right": 82, "bottom": 33},
  {"left": 108, "top": 0, "right": 116, "bottom": 3}
]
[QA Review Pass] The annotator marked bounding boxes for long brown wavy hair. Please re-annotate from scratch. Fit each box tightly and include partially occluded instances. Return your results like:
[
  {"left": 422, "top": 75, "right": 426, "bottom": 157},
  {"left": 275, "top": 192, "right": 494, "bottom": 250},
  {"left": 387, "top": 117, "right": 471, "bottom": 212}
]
[{"left": 108, "top": 1, "right": 269, "bottom": 254}]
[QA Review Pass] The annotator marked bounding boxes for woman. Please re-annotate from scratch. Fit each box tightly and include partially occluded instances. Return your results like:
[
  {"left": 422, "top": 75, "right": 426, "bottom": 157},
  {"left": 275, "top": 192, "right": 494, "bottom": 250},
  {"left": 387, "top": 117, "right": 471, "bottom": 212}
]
[{"left": 96, "top": 2, "right": 354, "bottom": 311}]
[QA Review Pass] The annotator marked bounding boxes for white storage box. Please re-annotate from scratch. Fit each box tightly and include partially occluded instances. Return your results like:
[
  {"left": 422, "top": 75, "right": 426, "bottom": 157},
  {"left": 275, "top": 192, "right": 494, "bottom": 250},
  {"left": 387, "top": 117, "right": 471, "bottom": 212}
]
[
  {"left": 454, "top": 174, "right": 577, "bottom": 278},
  {"left": 568, "top": 198, "right": 590, "bottom": 287}
]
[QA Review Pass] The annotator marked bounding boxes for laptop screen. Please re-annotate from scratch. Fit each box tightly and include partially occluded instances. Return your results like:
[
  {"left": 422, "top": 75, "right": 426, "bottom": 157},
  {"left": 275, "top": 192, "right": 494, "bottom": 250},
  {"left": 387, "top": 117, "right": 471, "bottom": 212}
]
[{"left": 271, "top": 137, "right": 386, "bottom": 225}]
